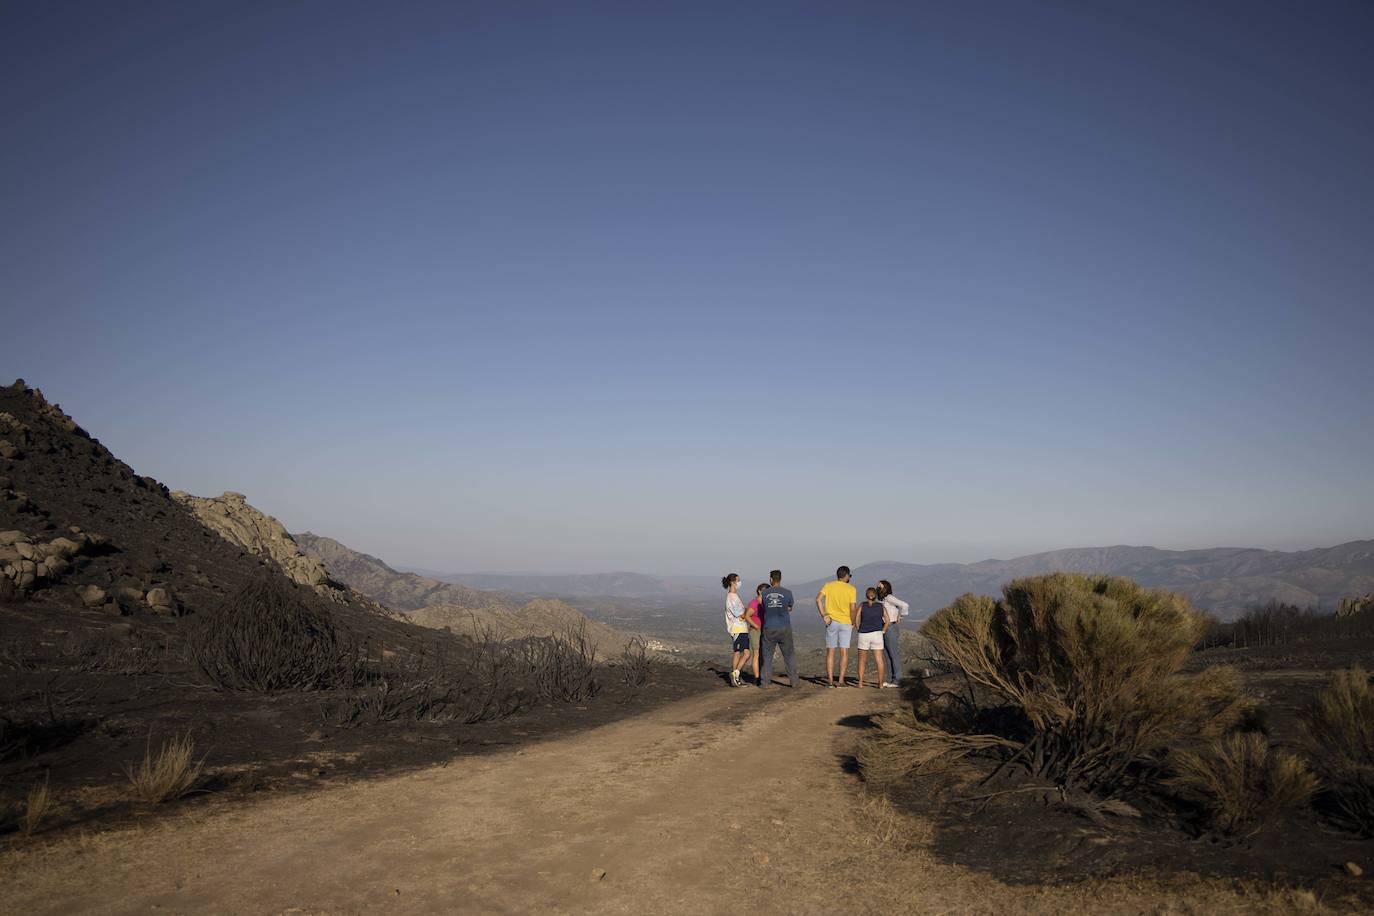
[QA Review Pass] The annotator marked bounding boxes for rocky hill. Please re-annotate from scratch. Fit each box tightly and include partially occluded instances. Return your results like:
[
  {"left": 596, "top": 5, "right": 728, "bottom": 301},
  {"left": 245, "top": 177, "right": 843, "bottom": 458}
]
[
  {"left": 294, "top": 532, "right": 515, "bottom": 613},
  {"left": 294, "top": 532, "right": 645, "bottom": 656},
  {"left": 0, "top": 379, "right": 428, "bottom": 650},
  {"left": 408, "top": 598, "right": 638, "bottom": 658},
  {"left": 435, "top": 570, "right": 719, "bottom": 600},
  {"left": 795, "top": 541, "right": 1374, "bottom": 619},
  {"left": 171, "top": 490, "right": 344, "bottom": 598}
]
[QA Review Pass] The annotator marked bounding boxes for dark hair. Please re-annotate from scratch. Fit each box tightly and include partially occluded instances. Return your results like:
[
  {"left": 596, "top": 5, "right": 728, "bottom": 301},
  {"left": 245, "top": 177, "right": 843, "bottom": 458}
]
[
  {"left": 721, "top": 573, "right": 739, "bottom": 591},
  {"left": 756, "top": 583, "right": 768, "bottom": 596},
  {"left": 769, "top": 569, "right": 782, "bottom": 584},
  {"left": 878, "top": 579, "right": 893, "bottom": 597},
  {"left": 836, "top": 565, "right": 851, "bottom": 580},
  {"left": 866, "top": 586, "right": 878, "bottom": 600}
]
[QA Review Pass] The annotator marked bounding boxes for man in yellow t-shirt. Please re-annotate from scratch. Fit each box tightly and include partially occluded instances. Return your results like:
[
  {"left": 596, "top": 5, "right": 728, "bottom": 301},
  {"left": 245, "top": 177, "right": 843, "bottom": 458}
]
[{"left": 816, "top": 566, "right": 858, "bottom": 687}]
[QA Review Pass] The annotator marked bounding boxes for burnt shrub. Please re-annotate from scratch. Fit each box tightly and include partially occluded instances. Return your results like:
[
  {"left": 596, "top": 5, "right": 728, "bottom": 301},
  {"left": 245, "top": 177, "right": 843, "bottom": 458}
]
[
  {"left": 187, "top": 575, "right": 355, "bottom": 692},
  {"left": 517, "top": 624, "right": 599, "bottom": 703},
  {"left": 1301, "top": 666, "right": 1374, "bottom": 835},
  {"left": 873, "top": 573, "right": 1250, "bottom": 796},
  {"left": 1166, "top": 732, "right": 1316, "bottom": 838},
  {"left": 324, "top": 625, "right": 601, "bottom": 729},
  {"left": 618, "top": 636, "right": 652, "bottom": 688}
]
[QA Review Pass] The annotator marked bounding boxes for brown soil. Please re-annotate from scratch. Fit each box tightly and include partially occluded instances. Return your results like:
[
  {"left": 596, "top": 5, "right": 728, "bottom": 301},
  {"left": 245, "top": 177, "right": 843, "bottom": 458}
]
[{"left": 5, "top": 683, "right": 1365, "bottom": 915}]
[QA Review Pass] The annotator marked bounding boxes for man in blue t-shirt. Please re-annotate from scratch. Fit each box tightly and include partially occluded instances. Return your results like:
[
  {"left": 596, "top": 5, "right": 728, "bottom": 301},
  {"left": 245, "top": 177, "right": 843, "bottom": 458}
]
[{"left": 758, "top": 569, "right": 799, "bottom": 688}]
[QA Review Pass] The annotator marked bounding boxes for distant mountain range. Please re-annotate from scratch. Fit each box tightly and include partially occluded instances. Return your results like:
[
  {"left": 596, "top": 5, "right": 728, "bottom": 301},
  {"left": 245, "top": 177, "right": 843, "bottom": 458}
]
[
  {"left": 797, "top": 542, "right": 1374, "bottom": 620},
  {"left": 418, "top": 541, "right": 1374, "bottom": 625}
]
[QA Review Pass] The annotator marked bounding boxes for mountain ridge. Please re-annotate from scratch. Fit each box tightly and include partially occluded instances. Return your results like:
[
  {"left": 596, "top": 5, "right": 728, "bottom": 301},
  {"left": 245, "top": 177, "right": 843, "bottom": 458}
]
[{"left": 293, "top": 531, "right": 646, "bottom": 656}]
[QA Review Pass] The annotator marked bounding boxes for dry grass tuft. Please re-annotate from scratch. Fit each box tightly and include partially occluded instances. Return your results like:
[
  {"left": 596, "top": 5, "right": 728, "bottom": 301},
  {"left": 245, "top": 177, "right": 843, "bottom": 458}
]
[
  {"left": 124, "top": 732, "right": 205, "bottom": 804},
  {"left": 1301, "top": 666, "right": 1374, "bottom": 835},
  {"left": 20, "top": 774, "right": 53, "bottom": 836},
  {"left": 857, "top": 709, "right": 1016, "bottom": 785},
  {"left": 1167, "top": 732, "right": 1316, "bottom": 838}
]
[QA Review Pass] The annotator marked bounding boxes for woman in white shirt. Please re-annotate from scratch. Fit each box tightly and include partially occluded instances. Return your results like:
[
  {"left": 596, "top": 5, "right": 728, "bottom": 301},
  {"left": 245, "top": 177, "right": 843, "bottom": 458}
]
[
  {"left": 877, "top": 579, "right": 909, "bottom": 687},
  {"left": 721, "top": 573, "right": 752, "bottom": 687}
]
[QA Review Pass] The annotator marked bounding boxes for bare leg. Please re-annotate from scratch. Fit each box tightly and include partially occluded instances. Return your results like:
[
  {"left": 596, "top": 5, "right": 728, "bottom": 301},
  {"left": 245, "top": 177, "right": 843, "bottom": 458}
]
[
  {"left": 875, "top": 650, "right": 885, "bottom": 687},
  {"left": 838, "top": 647, "right": 849, "bottom": 686},
  {"left": 857, "top": 651, "right": 867, "bottom": 689},
  {"left": 751, "top": 640, "right": 760, "bottom": 680},
  {"left": 826, "top": 648, "right": 836, "bottom": 685}
]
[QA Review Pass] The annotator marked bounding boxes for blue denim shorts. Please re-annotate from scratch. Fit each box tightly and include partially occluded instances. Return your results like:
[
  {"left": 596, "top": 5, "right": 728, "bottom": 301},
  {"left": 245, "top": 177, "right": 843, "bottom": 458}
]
[
  {"left": 824, "top": 621, "right": 853, "bottom": 649},
  {"left": 731, "top": 632, "right": 750, "bottom": 652}
]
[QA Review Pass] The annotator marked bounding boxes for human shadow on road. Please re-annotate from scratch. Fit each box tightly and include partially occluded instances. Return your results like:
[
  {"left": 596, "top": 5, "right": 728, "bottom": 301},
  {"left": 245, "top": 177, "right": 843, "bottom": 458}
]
[{"left": 836, "top": 713, "right": 878, "bottom": 729}]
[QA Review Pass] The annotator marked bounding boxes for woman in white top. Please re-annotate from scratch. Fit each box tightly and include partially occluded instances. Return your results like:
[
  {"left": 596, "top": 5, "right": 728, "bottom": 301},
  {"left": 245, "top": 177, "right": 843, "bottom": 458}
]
[
  {"left": 877, "top": 579, "right": 909, "bottom": 687},
  {"left": 721, "top": 573, "right": 752, "bottom": 687}
]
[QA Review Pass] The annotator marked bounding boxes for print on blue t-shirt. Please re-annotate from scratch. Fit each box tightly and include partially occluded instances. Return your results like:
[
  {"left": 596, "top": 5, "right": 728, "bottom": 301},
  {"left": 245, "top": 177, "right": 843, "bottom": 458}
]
[{"left": 759, "top": 586, "right": 795, "bottom": 628}]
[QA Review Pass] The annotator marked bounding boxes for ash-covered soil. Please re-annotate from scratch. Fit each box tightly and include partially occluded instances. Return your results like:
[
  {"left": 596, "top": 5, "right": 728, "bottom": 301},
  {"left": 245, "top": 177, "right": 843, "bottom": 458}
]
[
  {"left": 875, "top": 634, "right": 1374, "bottom": 898},
  {"left": 0, "top": 379, "right": 716, "bottom": 840}
]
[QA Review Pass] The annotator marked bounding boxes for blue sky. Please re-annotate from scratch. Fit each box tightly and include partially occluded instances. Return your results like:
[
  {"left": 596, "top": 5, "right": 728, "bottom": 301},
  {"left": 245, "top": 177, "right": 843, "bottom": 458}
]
[{"left": 3, "top": 1, "right": 1372, "bottom": 576}]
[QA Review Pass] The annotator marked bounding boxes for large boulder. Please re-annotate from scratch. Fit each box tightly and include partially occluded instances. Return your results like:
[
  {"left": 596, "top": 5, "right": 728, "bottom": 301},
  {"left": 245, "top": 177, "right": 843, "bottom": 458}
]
[
  {"left": 145, "top": 586, "right": 175, "bottom": 615},
  {"left": 76, "top": 584, "right": 107, "bottom": 608},
  {"left": 171, "top": 491, "right": 343, "bottom": 597}
]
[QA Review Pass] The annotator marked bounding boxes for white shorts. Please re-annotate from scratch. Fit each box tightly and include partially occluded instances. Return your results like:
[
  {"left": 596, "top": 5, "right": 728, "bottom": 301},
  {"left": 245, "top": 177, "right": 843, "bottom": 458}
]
[{"left": 856, "top": 631, "right": 884, "bottom": 651}]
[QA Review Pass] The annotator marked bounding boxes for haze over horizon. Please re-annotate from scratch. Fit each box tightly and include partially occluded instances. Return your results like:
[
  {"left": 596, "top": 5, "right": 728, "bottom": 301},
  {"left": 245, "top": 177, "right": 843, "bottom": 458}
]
[{"left": 4, "top": 2, "right": 1372, "bottom": 575}]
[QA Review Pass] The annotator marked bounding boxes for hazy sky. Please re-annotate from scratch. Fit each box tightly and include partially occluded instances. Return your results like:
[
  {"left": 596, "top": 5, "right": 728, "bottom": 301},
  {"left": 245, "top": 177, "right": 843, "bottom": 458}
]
[{"left": 4, "top": 1, "right": 1372, "bottom": 577}]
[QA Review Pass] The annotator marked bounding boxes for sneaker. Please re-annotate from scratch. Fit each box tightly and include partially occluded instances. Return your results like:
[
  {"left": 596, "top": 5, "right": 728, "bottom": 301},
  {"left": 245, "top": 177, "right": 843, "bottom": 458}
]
[
  {"left": 826, "top": 681, "right": 836, "bottom": 689},
  {"left": 731, "top": 670, "right": 742, "bottom": 687},
  {"left": 881, "top": 682, "right": 897, "bottom": 689}
]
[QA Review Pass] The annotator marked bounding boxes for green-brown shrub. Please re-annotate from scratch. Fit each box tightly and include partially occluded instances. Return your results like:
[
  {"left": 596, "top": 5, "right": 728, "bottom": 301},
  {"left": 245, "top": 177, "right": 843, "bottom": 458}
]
[
  {"left": 1167, "top": 732, "right": 1316, "bottom": 837},
  {"left": 187, "top": 575, "right": 355, "bottom": 691},
  {"left": 1301, "top": 666, "right": 1374, "bottom": 835},
  {"left": 911, "top": 573, "right": 1250, "bottom": 795}
]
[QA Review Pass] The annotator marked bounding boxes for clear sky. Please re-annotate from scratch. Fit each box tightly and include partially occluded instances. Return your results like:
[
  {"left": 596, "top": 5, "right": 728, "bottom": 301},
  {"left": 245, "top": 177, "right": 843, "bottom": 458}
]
[{"left": 3, "top": 1, "right": 1372, "bottom": 577}]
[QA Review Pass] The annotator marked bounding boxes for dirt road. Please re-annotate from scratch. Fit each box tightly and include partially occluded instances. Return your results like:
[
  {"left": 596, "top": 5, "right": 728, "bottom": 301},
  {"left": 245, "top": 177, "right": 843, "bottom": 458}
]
[{"left": 0, "top": 684, "right": 1333, "bottom": 914}]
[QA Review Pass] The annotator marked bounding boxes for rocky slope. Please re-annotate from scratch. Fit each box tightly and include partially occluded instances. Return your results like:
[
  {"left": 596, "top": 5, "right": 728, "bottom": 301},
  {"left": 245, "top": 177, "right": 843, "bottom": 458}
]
[
  {"left": 171, "top": 490, "right": 342, "bottom": 597},
  {"left": 294, "top": 533, "right": 642, "bottom": 656},
  {"left": 0, "top": 378, "right": 432, "bottom": 649},
  {"left": 294, "top": 532, "right": 518, "bottom": 614}
]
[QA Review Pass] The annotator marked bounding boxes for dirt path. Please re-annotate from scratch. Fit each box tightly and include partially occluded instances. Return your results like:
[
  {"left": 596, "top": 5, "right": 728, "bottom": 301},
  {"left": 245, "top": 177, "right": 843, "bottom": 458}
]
[{"left": 0, "top": 685, "right": 1338, "bottom": 915}]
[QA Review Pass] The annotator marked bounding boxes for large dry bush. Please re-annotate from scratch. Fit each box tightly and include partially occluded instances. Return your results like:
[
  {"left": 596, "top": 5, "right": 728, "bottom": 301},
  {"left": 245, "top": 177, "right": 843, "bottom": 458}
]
[
  {"left": 1301, "top": 666, "right": 1374, "bottom": 835},
  {"left": 1167, "top": 732, "right": 1316, "bottom": 837},
  {"left": 891, "top": 573, "right": 1249, "bottom": 795},
  {"left": 187, "top": 575, "right": 355, "bottom": 691}
]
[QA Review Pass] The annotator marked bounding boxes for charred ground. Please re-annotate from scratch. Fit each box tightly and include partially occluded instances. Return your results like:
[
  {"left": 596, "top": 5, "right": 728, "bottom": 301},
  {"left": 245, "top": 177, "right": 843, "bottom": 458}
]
[
  {"left": 0, "top": 380, "right": 713, "bottom": 841},
  {"left": 866, "top": 620, "right": 1374, "bottom": 899}
]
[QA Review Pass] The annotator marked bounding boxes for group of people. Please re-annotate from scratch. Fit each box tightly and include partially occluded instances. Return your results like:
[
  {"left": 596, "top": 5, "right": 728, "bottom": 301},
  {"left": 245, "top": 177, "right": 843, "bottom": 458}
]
[{"left": 722, "top": 566, "right": 910, "bottom": 689}]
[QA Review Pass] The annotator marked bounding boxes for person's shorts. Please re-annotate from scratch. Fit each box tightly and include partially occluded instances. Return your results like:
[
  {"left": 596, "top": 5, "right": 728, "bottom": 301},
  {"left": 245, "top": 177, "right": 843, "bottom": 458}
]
[
  {"left": 824, "top": 621, "right": 853, "bottom": 649},
  {"left": 856, "top": 630, "right": 884, "bottom": 651},
  {"left": 731, "top": 632, "right": 750, "bottom": 652},
  {"left": 748, "top": 628, "right": 761, "bottom": 653}
]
